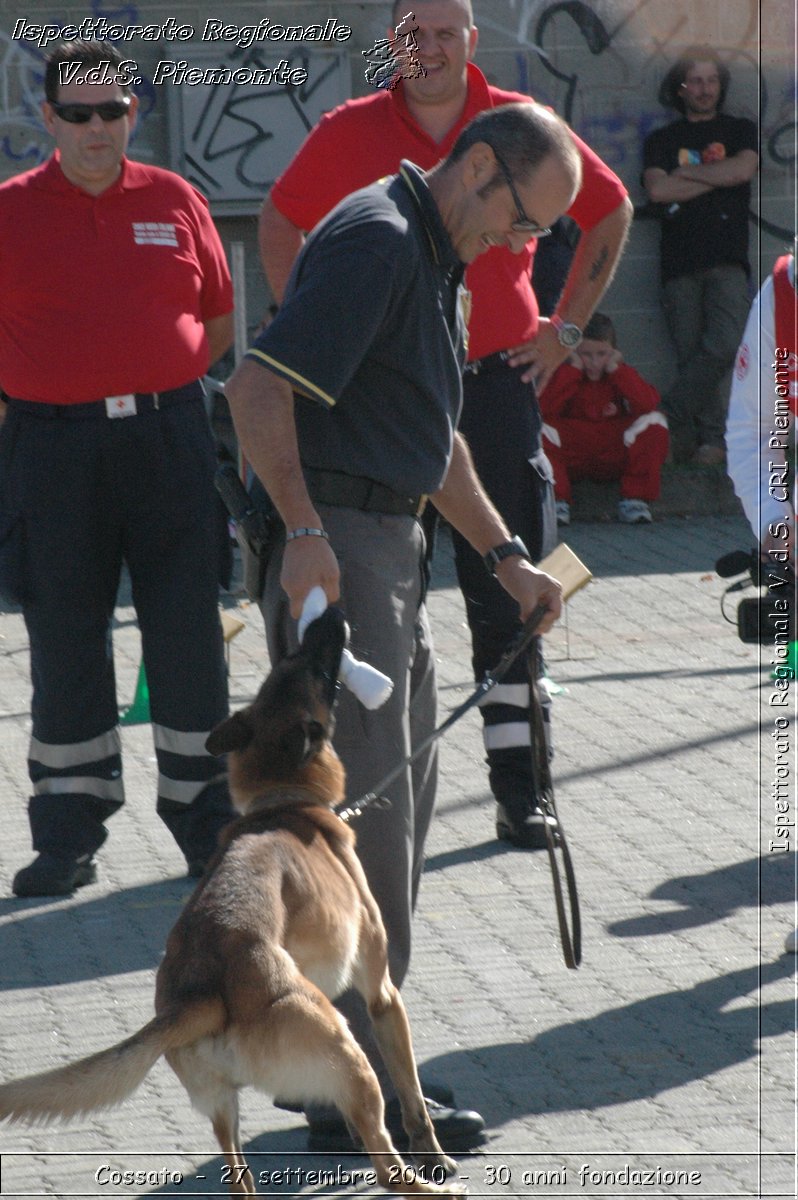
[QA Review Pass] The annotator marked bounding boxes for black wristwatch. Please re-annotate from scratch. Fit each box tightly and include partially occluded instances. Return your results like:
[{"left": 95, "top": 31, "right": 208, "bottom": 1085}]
[
  {"left": 483, "top": 535, "right": 530, "bottom": 576},
  {"left": 550, "top": 313, "right": 583, "bottom": 349}
]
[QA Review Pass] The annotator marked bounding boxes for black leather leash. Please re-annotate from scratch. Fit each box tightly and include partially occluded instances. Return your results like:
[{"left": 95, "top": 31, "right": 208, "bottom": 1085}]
[
  {"left": 335, "top": 603, "right": 549, "bottom": 820},
  {"left": 336, "top": 604, "right": 582, "bottom": 968},
  {"left": 525, "top": 644, "right": 582, "bottom": 969}
]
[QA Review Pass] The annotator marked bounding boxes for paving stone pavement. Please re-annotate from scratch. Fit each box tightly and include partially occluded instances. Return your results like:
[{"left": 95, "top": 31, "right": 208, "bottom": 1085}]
[{"left": 0, "top": 514, "right": 794, "bottom": 1199}]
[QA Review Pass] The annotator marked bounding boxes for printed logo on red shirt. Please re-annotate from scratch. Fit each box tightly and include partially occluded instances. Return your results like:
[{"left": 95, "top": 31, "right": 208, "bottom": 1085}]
[{"left": 132, "top": 222, "right": 178, "bottom": 247}]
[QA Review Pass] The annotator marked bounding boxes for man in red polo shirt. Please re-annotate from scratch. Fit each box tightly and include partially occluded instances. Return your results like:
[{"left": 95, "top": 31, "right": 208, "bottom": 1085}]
[
  {"left": 259, "top": 0, "right": 632, "bottom": 849},
  {"left": 0, "top": 39, "right": 236, "bottom": 897}
]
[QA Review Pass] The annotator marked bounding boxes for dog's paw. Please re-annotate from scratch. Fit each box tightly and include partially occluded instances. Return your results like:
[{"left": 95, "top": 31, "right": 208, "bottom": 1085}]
[
  {"left": 434, "top": 1154, "right": 458, "bottom": 1180},
  {"left": 432, "top": 1183, "right": 468, "bottom": 1199},
  {"left": 405, "top": 1181, "right": 467, "bottom": 1198},
  {"left": 409, "top": 1149, "right": 457, "bottom": 1176},
  {"left": 408, "top": 1151, "right": 461, "bottom": 1184}
]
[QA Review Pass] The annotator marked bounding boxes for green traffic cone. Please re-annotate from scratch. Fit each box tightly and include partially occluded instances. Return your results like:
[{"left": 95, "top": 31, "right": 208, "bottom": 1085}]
[
  {"left": 120, "top": 659, "right": 150, "bottom": 725},
  {"left": 788, "top": 641, "right": 798, "bottom": 675},
  {"left": 771, "top": 641, "right": 798, "bottom": 682}
]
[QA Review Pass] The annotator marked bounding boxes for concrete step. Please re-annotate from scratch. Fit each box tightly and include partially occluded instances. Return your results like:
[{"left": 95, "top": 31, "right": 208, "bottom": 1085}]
[
  {"left": 570, "top": 463, "right": 743, "bottom": 522},
  {"left": 212, "top": 394, "right": 744, "bottom": 526}
]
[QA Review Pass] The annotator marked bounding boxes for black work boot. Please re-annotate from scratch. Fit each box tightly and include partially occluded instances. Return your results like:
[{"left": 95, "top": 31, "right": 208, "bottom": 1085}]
[
  {"left": 13, "top": 852, "right": 97, "bottom": 897},
  {"left": 158, "top": 782, "right": 236, "bottom": 878},
  {"left": 489, "top": 747, "right": 549, "bottom": 850}
]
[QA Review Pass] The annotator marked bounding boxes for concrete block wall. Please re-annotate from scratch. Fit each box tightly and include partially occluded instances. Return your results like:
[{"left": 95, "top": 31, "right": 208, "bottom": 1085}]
[{"left": 0, "top": 0, "right": 794, "bottom": 391}]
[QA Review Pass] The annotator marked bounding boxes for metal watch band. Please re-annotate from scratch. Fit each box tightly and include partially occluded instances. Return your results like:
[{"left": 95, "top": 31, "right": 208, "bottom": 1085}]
[{"left": 285, "top": 527, "right": 329, "bottom": 542}]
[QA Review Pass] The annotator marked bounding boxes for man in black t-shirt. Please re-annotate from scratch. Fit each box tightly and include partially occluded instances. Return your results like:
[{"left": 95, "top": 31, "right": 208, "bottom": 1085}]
[
  {"left": 643, "top": 47, "right": 758, "bottom": 464},
  {"left": 226, "top": 104, "right": 580, "bottom": 1154}
]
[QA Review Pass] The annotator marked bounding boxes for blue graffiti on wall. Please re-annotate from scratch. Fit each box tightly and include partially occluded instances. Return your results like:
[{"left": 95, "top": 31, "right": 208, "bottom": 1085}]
[{"left": 528, "top": 0, "right": 793, "bottom": 239}]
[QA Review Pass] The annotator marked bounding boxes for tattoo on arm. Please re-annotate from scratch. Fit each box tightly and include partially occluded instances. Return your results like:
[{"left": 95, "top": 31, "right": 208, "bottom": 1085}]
[{"left": 589, "top": 244, "right": 609, "bottom": 282}]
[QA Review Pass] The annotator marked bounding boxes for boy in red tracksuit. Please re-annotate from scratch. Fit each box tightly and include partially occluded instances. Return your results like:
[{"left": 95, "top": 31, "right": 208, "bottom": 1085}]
[{"left": 540, "top": 312, "right": 669, "bottom": 525}]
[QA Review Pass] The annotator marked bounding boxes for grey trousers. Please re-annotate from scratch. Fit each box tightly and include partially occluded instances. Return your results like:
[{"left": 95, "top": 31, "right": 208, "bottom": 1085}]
[
  {"left": 661, "top": 263, "right": 751, "bottom": 451},
  {"left": 261, "top": 504, "right": 437, "bottom": 1093}
]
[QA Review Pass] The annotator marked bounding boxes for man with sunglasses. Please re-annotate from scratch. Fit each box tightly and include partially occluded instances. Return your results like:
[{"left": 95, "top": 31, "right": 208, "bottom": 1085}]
[
  {"left": 260, "top": 0, "right": 632, "bottom": 855},
  {"left": 0, "top": 40, "right": 236, "bottom": 897},
  {"left": 228, "top": 98, "right": 578, "bottom": 1154}
]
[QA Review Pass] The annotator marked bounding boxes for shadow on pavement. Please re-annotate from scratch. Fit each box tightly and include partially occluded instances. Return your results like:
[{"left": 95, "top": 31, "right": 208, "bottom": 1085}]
[
  {"left": 0, "top": 877, "right": 192, "bottom": 988},
  {"left": 422, "top": 956, "right": 795, "bottom": 1122},
  {"left": 147, "top": 1136, "right": 404, "bottom": 1197},
  {"left": 128, "top": 957, "right": 795, "bottom": 1194},
  {"left": 423, "top": 839, "right": 516, "bottom": 873},
  {"left": 607, "top": 852, "right": 796, "bottom": 937}
]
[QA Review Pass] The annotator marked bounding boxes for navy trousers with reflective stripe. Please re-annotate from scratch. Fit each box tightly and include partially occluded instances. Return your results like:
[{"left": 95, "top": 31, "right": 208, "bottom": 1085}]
[
  {"left": 450, "top": 365, "right": 555, "bottom": 810},
  {"left": 0, "top": 398, "right": 233, "bottom": 862}
]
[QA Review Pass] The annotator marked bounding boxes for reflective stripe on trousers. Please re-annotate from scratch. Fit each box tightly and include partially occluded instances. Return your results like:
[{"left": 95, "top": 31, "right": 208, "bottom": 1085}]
[{"left": 29, "top": 722, "right": 226, "bottom": 807}]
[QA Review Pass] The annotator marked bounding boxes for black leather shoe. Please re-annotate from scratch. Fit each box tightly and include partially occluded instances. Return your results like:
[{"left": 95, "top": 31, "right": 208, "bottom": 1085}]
[
  {"left": 13, "top": 853, "right": 97, "bottom": 898},
  {"left": 496, "top": 804, "right": 556, "bottom": 850},
  {"left": 307, "top": 1097, "right": 486, "bottom": 1152}
]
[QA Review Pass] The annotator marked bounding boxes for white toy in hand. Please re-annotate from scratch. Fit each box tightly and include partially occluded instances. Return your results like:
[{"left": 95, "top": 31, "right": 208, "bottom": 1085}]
[{"left": 299, "top": 587, "right": 393, "bottom": 710}]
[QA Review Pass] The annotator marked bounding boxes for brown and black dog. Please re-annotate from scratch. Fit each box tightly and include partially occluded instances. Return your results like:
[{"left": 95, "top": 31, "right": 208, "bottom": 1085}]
[{"left": 0, "top": 608, "right": 462, "bottom": 1197}]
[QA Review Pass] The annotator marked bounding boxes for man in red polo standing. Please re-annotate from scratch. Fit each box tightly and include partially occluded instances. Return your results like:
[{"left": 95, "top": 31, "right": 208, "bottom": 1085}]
[
  {"left": 0, "top": 39, "right": 236, "bottom": 897},
  {"left": 259, "top": 0, "right": 632, "bottom": 850}
]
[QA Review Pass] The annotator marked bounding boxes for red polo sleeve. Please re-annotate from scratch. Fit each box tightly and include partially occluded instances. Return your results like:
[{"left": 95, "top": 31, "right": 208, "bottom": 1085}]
[{"left": 567, "top": 131, "right": 629, "bottom": 230}]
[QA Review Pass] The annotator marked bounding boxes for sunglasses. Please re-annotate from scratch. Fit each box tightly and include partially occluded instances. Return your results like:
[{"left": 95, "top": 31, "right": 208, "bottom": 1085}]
[
  {"left": 492, "top": 150, "right": 552, "bottom": 237},
  {"left": 50, "top": 98, "right": 131, "bottom": 124}
]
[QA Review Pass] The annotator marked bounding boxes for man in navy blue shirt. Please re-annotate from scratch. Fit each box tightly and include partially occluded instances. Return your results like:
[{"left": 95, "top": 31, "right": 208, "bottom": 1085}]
[{"left": 226, "top": 103, "right": 580, "bottom": 1152}]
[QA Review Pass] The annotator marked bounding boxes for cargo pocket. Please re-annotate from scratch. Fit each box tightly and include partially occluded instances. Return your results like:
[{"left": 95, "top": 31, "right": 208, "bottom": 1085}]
[
  {"left": 528, "top": 449, "right": 556, "bottom": 560},
  {"left": 0, "top": 509, "right": 25, "bottom": 605},
  {"left": 0, "top": 408, "right": 27, "bottom": 605}
]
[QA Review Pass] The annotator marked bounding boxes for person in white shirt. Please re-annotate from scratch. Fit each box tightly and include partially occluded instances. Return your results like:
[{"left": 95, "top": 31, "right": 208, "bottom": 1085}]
[{"left": 725, "top": 239, "right": 796, "bottom": 954}]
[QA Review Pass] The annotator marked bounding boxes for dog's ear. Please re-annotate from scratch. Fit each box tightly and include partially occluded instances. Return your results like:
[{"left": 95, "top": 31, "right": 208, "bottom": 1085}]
[
  {"left": 281, "top": 718, "right": 326, "bottom": 768},
  {"left": 206, "top": 711, "right": 253, "bottom": 756}
]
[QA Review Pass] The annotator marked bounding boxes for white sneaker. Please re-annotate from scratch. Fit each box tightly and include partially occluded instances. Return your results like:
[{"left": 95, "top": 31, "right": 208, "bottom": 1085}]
[
  {"left": 618, "top": 498, "right": 652, "bottom": 524},
  {"left": 785, "top": 928, "right": 798, "bottom": 954},
  {"left": 555, "top": 500, "right": 571, "bottom": 526}
]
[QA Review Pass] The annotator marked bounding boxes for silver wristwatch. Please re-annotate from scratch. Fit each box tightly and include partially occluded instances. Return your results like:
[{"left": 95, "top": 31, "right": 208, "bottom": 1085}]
[{"left": 550, "top": 313, "right": 583, "bottom": 349}]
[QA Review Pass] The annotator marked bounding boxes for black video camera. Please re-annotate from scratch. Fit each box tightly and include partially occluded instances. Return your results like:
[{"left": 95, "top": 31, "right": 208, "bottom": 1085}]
[{"left": 715, "top": 549, "right": 796, "bottom": 644}]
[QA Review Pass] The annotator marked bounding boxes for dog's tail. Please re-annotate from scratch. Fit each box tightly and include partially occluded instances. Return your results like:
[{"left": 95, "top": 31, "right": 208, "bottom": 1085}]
[{"left": 0, "top": 997, "right": 225, "bottom": 1125}]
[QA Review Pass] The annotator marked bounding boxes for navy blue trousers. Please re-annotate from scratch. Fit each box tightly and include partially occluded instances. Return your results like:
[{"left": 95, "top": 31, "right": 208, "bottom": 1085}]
[
  {"left": 0, "top": 395, "right": 233, "bottom": 863},
  {"left": 449, "top": 364, "right": 556, "bottom": 809}
]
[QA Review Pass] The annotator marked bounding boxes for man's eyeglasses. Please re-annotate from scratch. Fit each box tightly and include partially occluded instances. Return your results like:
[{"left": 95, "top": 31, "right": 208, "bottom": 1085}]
[
  {"left": 49, "top": 98, "right": 131, "bottom": 124},
  {"left": 492, "top": 150, "right": 552, "bottom": 237}
]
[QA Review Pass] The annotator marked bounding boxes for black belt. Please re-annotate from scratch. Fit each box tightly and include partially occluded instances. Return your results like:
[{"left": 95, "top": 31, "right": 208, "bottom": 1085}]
[
  {"left": 4, "top": 380, "right": 203, "bottom": 420},
  {"left": 304, "top": 467, "right": 426, "bottom": 518},
  {"left": 463, "top": 350, "right": 511, "bottom": 376}
]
